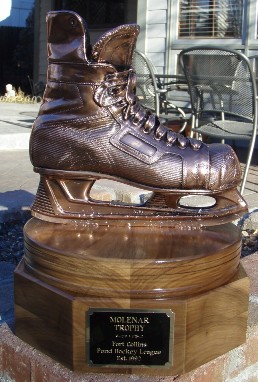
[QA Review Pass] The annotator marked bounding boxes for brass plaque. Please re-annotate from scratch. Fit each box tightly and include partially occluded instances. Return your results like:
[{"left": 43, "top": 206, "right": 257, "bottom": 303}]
[{"left": 87, "top": 308, "right": 174, "bottom": 367}]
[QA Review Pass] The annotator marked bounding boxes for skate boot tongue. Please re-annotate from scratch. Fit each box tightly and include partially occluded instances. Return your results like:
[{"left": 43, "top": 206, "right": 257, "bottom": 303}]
[
  {"left": 47, "top": 10, "right": 91, "bottom": 63},
  {"left": 92, "top": 24, "right": 140, "bottom": 68},
  {"left": 47, "top": 11, "right": 139, "bottom": 68}
]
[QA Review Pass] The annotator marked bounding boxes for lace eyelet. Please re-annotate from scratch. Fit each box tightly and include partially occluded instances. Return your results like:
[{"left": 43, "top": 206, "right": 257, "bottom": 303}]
[
  {"left": 166, "top": 131, "right": 177, "bottom": 145},
  {"left": 143, "top": 124, "right": 152, "bottom": 134},
  {"left": 190, "top": 139, "right": 202, "bottom": 150},
  {"left": 132, "top": 115, "right": 140, "bottom": 125},
  {"left": 69, "top": 17, "right": 77, "bottom": 27},
  {"left": 154, "top": 128, "right": 166, "bottom": 140},
  {"left": 178, "top": 136, "right": 188, "bottom": 149},
  {"left": 154, "top": 133, "right": 162, "bottom": 140}
]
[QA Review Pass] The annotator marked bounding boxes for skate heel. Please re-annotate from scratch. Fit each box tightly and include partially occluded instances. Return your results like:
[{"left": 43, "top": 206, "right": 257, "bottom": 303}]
[{"left": 31, "top": 174, "right": 99, "bottom": 222}]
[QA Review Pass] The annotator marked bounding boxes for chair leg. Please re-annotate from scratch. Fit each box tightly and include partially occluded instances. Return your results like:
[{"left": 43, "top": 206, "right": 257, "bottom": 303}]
[
  {"left": 240, "top": 137, "right": 257, "bottom": 195},
  {"left": 240, "top": 165, "right": 249, "bottom": 195},
  {"left": 190, "top": 115, "right": 196, "bottom": 138}
]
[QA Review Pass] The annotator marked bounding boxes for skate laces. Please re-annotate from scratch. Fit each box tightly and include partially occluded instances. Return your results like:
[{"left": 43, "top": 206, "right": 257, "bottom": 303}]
[
  {"left": 123, "top": 70, "right": 202, "bottom": 150},
  {"left": 94, "top": 69, "right": 202, "bottom": 150}
]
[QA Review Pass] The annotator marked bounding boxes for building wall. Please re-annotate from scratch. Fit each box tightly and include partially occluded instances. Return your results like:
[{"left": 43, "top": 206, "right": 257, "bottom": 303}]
[
  {"left": 34, "top": 0, "right": 52, "bottom": 83},
  {"left": 146, "top": 0, "right": 168, "bottom": 74},
  {"left": 136, "top": 0, "right": 168, "bottom": 74},
  {"left": 136, "top": 0, "right": 258, "bottom": 75}
]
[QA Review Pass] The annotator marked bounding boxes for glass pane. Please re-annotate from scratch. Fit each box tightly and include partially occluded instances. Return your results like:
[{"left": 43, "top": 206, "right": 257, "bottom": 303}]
[
  {"left": 179, "top": 0, "right": 243, "bottom": 38},
  {"left": 55, "top": 0, "right": 126, "bottom": 27}
]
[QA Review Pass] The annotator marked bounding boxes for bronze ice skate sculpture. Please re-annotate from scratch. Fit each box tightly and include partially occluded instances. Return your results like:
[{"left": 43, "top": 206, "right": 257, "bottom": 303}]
[
  {"left": 29, "top": 10, "right": 247, "bottom": 226},
  {"left": 15, "top": 11, "right": 249, "bottom": 376}
]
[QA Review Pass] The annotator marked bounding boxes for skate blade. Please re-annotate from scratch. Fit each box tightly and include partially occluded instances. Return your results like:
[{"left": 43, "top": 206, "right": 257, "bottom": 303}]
[{"left": 31, "top": 174, "right": 248, "bottom": 228}]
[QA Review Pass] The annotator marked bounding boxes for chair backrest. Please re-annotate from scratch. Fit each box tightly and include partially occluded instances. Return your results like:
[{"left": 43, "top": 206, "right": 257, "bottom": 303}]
[
  {"left": 132, "top": 49, "right": 160, "bottom": 114},
  {"left": 179, "top": 46, "right": 257, "bottom": 123}
]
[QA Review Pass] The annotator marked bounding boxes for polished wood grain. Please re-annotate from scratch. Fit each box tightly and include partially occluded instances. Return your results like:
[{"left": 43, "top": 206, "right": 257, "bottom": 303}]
[
  {"left": 15, "top": 218, "right": 249, "bottom": 375},
  {"left": 15, "top": 260, "right": 249, "bottom": 375},
  {"left": 185, "top": 264, "right": 249, "bottom": 370},
  {"left": 23, "top": 218, "right": 241, "bottom": 298}
]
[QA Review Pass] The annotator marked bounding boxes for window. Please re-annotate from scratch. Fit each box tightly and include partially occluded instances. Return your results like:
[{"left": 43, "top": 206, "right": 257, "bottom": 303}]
[
  {"left": 179, "top": 0, "right": 243, "bottom": 38},
  {"left": 55, "top": 0, "right": 126, "bottom": 28}
]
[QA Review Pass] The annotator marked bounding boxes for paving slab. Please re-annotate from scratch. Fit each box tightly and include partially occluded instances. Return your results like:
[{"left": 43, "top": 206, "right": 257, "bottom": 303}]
[
  {"left": 0, "top": 102, "right": 39, "bottom": 149},
  {"left": 0, "top": 150, "right": 39, "bottom": 222}
]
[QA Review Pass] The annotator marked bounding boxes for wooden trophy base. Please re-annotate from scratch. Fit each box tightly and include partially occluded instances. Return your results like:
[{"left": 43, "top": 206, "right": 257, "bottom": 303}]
[{"left": 14, "top": 218, "right": 249, "bottom": 376}]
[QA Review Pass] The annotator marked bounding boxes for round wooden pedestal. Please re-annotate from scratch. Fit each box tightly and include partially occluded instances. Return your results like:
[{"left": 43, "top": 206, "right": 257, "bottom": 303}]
[
  {"left": 15, "top": 218, "right": 249, "bottom": 375},
  {"left": 23, "top": 218, "right": 241, "bottom": 299}
]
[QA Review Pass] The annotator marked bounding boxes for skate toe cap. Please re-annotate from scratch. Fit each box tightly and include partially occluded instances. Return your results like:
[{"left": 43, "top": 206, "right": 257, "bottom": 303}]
[{"left": 208, "top": 143, "right": 242, "bottom": 191}]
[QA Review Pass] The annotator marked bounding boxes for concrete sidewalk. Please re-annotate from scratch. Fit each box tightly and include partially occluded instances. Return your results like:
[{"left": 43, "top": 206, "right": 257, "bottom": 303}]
[
  {"left": 0, "top": 102, "right": 40, "bottom": 332},
  {"left": 0, "top": 150, "right": 39, "bottom": 221},
  {"left": 0, "top": 102, "right": 39, "bottom": 150},
  {"left": 0, "top": 102, "right": 40, "bottom": 221}
]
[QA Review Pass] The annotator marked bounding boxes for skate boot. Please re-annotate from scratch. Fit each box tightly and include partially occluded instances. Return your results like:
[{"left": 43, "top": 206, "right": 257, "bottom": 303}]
[{"left": 29, "top": 10, "right": 247, "bottom": 227}]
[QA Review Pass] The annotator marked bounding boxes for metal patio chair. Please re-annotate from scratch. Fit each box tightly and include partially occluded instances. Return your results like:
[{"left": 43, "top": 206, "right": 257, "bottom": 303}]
[
  {"left": 179, "top": 46, "right": 258, "bottom": 194},
  {"left": 132, "top": 49, "right": 187, "bottom": 133}
]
